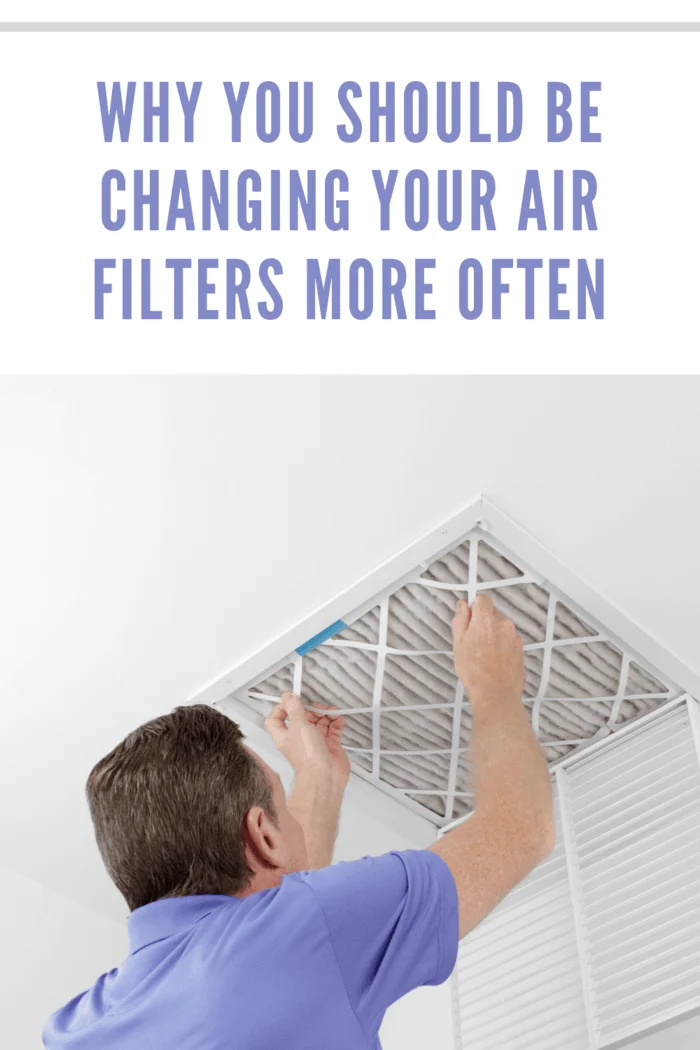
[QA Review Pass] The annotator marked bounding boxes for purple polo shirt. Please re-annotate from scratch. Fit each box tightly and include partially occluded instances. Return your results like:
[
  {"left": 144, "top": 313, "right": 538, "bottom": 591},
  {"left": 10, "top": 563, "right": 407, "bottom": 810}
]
[{"left": 43, "top": 850, "right": 459, "bottom": 1049}]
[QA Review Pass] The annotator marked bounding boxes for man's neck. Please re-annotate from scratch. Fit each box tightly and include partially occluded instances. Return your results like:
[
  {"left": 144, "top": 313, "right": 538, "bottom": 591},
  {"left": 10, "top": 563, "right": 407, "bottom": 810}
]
[{"left": 235, "top": 869, "right": 285, "bottom": 898}]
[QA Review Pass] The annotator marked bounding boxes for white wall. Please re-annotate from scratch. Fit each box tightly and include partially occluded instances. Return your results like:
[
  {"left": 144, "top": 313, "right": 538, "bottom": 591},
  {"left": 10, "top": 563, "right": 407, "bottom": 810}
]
[
  {"left": 382, "top": 982, "right": 454, "bottom": 1050},
  {"left": 0, "top": 867, "right": 127, "bottom": 1050}
]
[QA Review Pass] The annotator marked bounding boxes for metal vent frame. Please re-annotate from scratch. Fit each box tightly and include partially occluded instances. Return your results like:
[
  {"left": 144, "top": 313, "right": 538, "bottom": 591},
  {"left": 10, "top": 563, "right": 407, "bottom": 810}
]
[{"left": 190, "top": 497, "right": 700, "bottom": 826}]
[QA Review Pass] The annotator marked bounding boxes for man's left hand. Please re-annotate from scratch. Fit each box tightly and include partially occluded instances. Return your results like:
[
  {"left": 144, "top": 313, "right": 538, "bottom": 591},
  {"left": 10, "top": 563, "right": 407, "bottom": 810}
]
[{"left": 265, "top": 692, "right": 350, "bottom": 786}]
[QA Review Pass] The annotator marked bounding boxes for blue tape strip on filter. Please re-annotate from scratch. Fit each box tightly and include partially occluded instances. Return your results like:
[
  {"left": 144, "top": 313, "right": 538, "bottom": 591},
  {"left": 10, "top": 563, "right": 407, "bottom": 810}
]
[{"left": 295, "top": 620, "right": 347, "bottom": 656}]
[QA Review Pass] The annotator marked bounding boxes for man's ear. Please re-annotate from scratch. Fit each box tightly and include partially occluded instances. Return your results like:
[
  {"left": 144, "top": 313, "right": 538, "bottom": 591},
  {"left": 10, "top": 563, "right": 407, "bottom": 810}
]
[{"left": 243, "top": 806, "right": 284, "bottom": 871}]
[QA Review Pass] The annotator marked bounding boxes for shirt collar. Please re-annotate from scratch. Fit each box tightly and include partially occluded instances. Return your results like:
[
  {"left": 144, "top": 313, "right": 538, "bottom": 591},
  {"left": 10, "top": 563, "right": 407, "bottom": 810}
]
[{"left": 128, "top": 895, "right": 236, "bottom": 953}]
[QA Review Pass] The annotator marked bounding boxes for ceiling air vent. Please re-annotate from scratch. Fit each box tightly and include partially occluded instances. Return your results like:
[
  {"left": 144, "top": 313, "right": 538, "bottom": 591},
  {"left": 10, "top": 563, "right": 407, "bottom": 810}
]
[
  {"left": 191, "top": 498, "right": 698, "bottom": 827},
  {"left": 449, "top": 696, "right": 700, "bottom": 1049}
]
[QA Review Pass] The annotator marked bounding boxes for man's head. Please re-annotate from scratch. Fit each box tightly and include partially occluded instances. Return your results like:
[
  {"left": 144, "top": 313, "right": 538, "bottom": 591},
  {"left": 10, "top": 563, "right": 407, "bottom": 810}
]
[{"left": 86, "top": 704, "right": 308, "bottom": 911}]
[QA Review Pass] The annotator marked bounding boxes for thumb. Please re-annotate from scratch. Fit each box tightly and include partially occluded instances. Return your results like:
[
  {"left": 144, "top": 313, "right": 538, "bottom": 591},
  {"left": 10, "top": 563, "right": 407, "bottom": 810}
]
[
  {"left": 451, "top": 600, "right": 471, "bottom": 645},
  {"left": 279, "top": 691, "right": 307, "bottom": 726},
  {"left": 264, "top": 699, "right": 288, "bottom": 746},
  {"left": 264, "top": 692, "right": 305, "bottom": 748}
]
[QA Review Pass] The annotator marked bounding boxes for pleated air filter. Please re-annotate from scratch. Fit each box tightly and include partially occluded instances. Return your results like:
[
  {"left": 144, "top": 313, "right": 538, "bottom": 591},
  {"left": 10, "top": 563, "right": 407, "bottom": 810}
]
[{"left": 193, "top": 499, "right": 694, "bottom": 827}]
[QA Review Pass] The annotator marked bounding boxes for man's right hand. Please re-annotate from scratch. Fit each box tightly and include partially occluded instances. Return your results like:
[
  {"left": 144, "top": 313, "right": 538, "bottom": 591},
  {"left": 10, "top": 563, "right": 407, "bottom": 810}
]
[{"left": 451, "top": 595, "right": 525, "bottom": 709}]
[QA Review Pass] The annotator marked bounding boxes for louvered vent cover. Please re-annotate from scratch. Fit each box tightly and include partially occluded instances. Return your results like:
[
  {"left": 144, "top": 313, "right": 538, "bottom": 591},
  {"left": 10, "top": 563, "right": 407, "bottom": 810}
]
[
  {"left": 452, "top": 790, "right": 589, "bottom": 1050},
  {"left": 221, "top": 520, "right": 681, "bottom": 826},
  {"left": 450, "top": 698, "right": 700, "bottom": 1049}
]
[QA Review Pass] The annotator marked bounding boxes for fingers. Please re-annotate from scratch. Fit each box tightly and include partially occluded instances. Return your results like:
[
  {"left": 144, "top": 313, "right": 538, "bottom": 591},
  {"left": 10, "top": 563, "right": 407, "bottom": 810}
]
[
  {"left": 472, "top": 593, "right": 519, "bottom": 637},
  {"left": 306, "top": 702, "right": 341, "bottom": 723},
  {"left": 451, "top": 595, "right": 500, "bottom": 636},
  {"left": 306, "top": 704, "right": 343, "bottom": 720},
  {"left": 471, "top": 593, "right": 495, "bottom": 619},
  {"left": 471, "top": 594, "right": 521, "bottom": 647},
  {"left": 452, "top": 594, "right": 497, "bottom": 640},
  {"left": 307, "top": 707, "right": 346, "bottom": 733},
  {"left": 451, "top": 599, "right": 472, "bottom": 643},
  {"left": 279, "top": 691, "right": 307, "bottom": 724},
  {"left": 453, "top": 593, "right": 517, "bottom": 640}
]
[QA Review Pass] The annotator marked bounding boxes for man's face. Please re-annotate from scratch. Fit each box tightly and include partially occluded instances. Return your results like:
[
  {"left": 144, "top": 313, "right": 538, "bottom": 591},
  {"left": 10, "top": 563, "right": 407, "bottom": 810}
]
[{"left": 251, "top": 751, "right": 309, "bottom": 874}]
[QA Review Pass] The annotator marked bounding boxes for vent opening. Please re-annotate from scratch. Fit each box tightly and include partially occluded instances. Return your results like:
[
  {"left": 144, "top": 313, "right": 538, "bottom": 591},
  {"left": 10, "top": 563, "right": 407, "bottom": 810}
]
[{"left": 235, "top": 526, "right": 680, "bottom": 825}]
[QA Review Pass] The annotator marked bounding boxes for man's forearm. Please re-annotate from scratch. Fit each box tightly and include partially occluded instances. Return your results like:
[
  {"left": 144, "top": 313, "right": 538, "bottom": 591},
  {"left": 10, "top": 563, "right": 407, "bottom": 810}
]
[
  {"left": 472, "top": 694, "right": 554, "bottom": 855},
  {"left": 433, "top": 695, "right": 554, "bottom": 938},
  {"left": 431, "top": 597, "right": 554, "bottom": 939},
  {"left": 287, "top": 767, "right": 346, "bottom": 869}
]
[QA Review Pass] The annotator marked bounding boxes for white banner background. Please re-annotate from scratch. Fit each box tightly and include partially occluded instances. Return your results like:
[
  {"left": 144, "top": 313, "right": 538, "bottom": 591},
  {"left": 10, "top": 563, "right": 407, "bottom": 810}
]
[{"left": 0, "top": 26, "right": 697, "bottom": 373}]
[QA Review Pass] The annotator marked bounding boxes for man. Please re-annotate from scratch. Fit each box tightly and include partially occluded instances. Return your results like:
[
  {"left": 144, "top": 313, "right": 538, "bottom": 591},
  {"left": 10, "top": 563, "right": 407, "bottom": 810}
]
[{"left": 43, "top": 596, "right": 554, "bottom": 1049}]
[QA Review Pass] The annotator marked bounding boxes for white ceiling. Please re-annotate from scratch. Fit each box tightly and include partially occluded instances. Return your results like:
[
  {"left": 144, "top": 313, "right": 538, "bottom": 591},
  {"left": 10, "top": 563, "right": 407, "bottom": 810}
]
[{"left": 1, "top": 376, "right": 698, "bottom": 919}]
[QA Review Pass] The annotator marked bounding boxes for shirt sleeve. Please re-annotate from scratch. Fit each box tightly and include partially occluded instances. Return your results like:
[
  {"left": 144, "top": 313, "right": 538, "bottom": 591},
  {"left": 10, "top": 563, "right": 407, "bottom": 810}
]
[{"left": 297, "top": 849, "right": 459, "bottom": 1035}]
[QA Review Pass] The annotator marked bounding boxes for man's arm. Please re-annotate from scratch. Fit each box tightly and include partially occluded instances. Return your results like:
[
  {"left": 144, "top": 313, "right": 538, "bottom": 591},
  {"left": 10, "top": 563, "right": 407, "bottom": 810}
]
[
  {"left": 286, "top": 764, "right": 346, "bottom": 869},
  {"left": 430, "top": 596, "right": 555, "bottom": 939},
  {"left": 265, "top": 693, "right": 350, "bottom": 868}
]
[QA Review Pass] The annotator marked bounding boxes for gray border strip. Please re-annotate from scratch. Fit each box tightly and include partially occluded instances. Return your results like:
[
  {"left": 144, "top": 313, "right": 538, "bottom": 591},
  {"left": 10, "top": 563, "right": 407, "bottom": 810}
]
[{"left": 0, "top": 22, "right": 698, "bottom": 32}]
